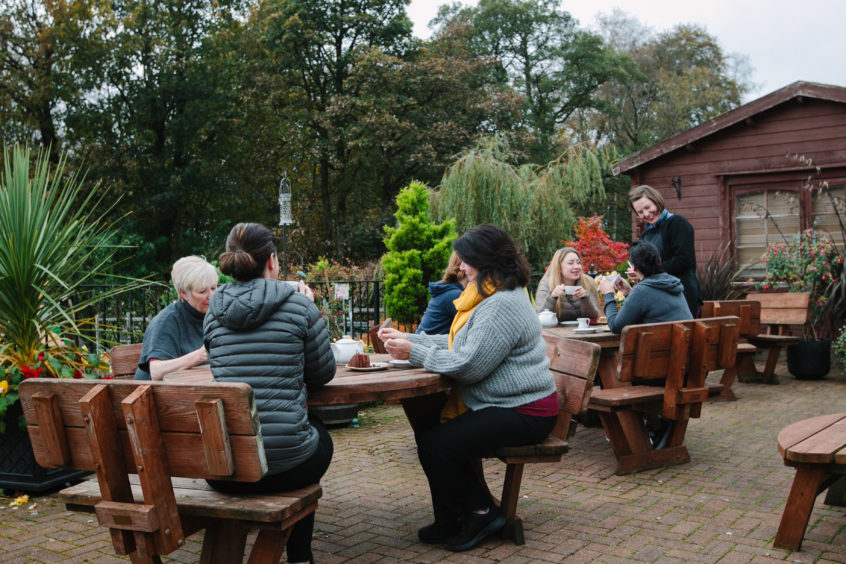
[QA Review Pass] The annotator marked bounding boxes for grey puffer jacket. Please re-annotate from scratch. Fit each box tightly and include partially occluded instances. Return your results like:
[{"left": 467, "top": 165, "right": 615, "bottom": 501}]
[{"left": 204, "top": 278, "right": 335, "bottom": 473}]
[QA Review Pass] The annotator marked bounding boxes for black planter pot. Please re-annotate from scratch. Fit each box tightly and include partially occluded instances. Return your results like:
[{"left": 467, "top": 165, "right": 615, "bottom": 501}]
[
  {"left": 0, "top": 403, "right": 88, "bottom": 494},
  {"left": 786, "top": 339, "right": 831, "bottom": 380}
]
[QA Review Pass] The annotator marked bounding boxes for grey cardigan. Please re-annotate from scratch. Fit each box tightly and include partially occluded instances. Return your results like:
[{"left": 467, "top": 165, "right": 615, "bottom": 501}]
[
  {"left": 204, "top": 278, "right": 336, "bottom": 473},
  {"left": 408, "top": 288, "right": 555, "bottom": 410}
]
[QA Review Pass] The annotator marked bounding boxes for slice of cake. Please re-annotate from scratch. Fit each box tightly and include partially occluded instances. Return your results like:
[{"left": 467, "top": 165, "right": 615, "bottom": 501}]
[{"left": 348, "top": 353, "right": 371, "bottom": 368}]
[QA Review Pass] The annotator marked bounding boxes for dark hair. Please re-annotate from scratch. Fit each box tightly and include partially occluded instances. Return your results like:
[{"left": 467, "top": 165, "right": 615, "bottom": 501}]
[
  {"left": 452, "top": 224, "right": 530, "bottom": 296},
  {"left": 441, "top": 252, "right": 465, "bottom": 284},
  {"left": 629, "top": 240, "right": 663, "bottom": 278},
  {"left": 218, "top": 223, "right": 277, "bottom": 282}
]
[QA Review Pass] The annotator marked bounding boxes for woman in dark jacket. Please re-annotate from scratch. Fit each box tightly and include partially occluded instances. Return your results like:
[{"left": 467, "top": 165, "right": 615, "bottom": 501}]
[
  {"left": 417, "top": 252, "right": 466, "bottom": 335},
  {"left": 204, "top": 222, "right": 335, "bottom": 564},
  {"left": 629, "top": 184, "right": 702, "bottom": 318}
]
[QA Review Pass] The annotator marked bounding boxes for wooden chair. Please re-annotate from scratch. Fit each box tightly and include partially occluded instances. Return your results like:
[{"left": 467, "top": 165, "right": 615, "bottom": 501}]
[
  {"left": 701, "top": 300, "right": 761, "bottom": 399},
  {"left": 742, "top": 292, "right": 809, "bottom": 384},
  {"left": 484, "top": 337, "right": 600, "bottom": 544},
  {"left": 588, "top": 316, "right": 739, "bottom": 474},
  {"left": 108, "top": 343, "right": 143, "bottom": 379},
  {"left": 19, "top": 378, "right": 321, "bottom": 563}
]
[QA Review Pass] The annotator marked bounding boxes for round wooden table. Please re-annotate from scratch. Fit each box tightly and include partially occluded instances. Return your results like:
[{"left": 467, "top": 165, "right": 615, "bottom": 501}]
[
  {"left": 774, "top": 413, "right": 846, "bottom": 550},
  {"left": 167, "top": 354, "right": 450, "bottom": 410}
]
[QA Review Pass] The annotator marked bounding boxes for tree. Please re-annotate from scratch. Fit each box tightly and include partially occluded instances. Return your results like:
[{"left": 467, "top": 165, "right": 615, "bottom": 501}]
[
  {"left": 583, "top": 10, "right": 751, "bottom": 153},
  {"left": 431, "top": 137, "right": 609, "bottom": 268},
  {"left": 382, "top": 181, "right": 456, "bottom": 324},
  {"left": 433, "top": 0, "right": 627, "bottom": 163},
  {"left": 563, "top": 216, "right": 629, "bottom": 273},
  {"left": 0, "top": 0, "right": 107, "bottom": 153}
]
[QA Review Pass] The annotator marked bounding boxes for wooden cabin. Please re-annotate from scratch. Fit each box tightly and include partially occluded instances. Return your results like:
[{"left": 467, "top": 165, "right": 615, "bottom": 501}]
[{"left": 613, "top": 81, "right": 846, "bottom": 276}]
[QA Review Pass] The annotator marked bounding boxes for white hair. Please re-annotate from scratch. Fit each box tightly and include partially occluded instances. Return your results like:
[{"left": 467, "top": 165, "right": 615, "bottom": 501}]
[{"left": 171, "top": 256, "right": 217, "bottom": 296}]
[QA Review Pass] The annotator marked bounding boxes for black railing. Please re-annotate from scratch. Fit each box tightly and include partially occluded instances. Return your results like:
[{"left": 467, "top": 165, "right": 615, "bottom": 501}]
[{"left": 75, "top": 275, "right": 548, "bottom": 351}]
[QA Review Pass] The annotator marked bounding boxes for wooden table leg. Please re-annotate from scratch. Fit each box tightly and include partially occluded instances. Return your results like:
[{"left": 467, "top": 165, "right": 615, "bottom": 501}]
[
  {"left": 823, "top": 475, "right": 846, "bottom": 506},
  {"left": 200, "top": 521, "right": 248, "bottom": 563},
  {"left": 774, "top": 464, "right": 827, "bottom": 551}
]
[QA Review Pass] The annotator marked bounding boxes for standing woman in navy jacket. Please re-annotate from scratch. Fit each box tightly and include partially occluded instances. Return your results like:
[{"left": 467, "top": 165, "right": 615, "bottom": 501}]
[{"left": 628, "top": 184, "right": 702, "bottom": 318}]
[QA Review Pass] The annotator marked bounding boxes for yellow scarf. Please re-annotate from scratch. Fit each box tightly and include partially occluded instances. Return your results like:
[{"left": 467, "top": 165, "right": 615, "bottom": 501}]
[{"left": 440, "top": 279, "right": 497, "bottom": 422}]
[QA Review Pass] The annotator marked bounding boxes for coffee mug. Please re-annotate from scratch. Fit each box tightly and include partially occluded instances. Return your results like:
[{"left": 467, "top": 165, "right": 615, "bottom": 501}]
[
  {"left": 564, "top": 285, "right": 579, "bottom": 295},
  {"left": 577, "top": 317, "right": 590, "bottom": 329}
]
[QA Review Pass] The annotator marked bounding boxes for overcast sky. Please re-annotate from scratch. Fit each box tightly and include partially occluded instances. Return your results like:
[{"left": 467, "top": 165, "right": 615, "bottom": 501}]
[{"left": 407, "top": 0, "right": 846, "bottom": 102}]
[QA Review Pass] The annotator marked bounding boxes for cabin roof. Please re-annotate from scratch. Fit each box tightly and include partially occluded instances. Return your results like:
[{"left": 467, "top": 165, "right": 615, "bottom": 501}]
[{"left": 612, "top": 81, "right": 846, "bottom": 175}]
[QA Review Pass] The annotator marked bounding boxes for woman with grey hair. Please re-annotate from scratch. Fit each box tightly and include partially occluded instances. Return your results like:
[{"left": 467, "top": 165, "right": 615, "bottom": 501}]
[{"left": 134, "top": 256, "right": 218, "bottom": 380}]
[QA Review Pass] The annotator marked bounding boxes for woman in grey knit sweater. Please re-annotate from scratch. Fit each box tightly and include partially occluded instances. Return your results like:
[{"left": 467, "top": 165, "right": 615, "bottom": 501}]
[{"left": 379, "top": 224, "right": 557, "bottom": 553}]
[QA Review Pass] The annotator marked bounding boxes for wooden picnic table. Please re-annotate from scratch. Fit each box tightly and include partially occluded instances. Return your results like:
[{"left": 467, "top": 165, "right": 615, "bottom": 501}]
[
  {"left": 167, "top": 354, "right": 450, "bottom": 432},
  {"left": 774, "top": 413, "right": 846, "bottom": 550}
]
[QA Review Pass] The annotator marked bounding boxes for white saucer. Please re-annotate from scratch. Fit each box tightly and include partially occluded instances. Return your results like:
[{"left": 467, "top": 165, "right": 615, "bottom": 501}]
[
  {"left": 572, "top": 327, "right": 599, "bottom": 333},
  {"left": 388, "top": 359, "right": 411, "bottom": 366},
  {"left": 346, "top": 362, "right": 389, "bottom": 372}
]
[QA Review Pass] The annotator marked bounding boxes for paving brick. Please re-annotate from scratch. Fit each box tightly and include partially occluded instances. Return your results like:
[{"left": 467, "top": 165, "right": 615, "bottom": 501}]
[{"left": 3, "top": 363, "right": 846, "bottom": 562}]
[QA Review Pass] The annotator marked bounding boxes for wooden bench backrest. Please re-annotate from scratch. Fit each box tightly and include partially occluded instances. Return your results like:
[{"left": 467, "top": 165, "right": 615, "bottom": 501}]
[
  {"left": 542, "top": 336, "right": 600, "bottom": 440},
  {"left": 745, "top": 292, "right": 809, "bottom": 330},
  {"left": 702, "top": 300, "right": 761, "bottom": 338},
  {"left": 617, "top": 316, "right": 740, "bottom": 419},
  {"left": 108, "top": 343, "right": 143, "bottom": 379},
  {"left": 20, "top": 379, "right": 267, "bottom": 556}
]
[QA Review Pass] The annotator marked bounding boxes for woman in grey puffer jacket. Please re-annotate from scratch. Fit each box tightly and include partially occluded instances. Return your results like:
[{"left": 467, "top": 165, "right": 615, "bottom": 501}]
[{"left": 204, "top": 222, "right": 335, "bottom": 564}]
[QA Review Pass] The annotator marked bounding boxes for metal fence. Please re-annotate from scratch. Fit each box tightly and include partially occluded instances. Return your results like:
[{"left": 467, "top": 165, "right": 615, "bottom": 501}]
[{"left": 77, "top": 275, "right": 546, "bottom": 352}]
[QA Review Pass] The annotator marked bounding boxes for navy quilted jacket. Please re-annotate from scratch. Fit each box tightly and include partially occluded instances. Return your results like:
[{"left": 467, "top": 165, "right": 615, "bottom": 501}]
[{"left": 204, "top": 278, "right": 335, "bottom": 473}]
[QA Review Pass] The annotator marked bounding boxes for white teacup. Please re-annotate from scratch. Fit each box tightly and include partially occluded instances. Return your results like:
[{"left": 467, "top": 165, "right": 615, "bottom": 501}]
[
  {"left": 564, "top": 285, "right": 579, "bottom": 295},
  {"left": 577, "top": 317, "right": 590, "bottom": 329}
]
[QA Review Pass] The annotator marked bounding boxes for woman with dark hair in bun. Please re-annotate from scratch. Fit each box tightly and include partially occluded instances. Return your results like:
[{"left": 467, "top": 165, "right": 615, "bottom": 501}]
[
  {"left": 378, "top": 224, "right": 557, "bottom": 552},
  {"left": 203, "top": 222, "right": 335, "bottom": 564}
]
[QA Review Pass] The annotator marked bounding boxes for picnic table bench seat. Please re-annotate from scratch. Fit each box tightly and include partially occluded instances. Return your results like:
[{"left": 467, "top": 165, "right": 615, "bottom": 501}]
[
  {"left": 481, "top": 336, "right": 600, "bottom": 545},
  {"left": 19, "top": 378, "right": 320, "bottom": 564},
  {"left": 587, "top": 316, "right": 739, "bottom": 474},
  {"left": 741, "top": 292, "right": 809, "bottom": 384}
]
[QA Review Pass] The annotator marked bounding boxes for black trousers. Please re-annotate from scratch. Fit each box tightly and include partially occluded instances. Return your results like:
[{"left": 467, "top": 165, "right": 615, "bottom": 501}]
[
  {"left": 207, "top": 415, "right": 333, "bottom": 562},
  {"left": 415, "top": 405, "right": 557, "bottom": 526}
]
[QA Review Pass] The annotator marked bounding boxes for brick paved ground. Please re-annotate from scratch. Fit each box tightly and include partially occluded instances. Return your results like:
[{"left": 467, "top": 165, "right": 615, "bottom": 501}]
[{"left": 2, "top": 362, "right": 845, "bottom": 563}]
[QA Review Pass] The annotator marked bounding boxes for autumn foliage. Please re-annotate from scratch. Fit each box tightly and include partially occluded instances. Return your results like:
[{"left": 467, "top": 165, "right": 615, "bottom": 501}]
[{"left": 563, "top": 216, "right": 630, "bottom": 273}]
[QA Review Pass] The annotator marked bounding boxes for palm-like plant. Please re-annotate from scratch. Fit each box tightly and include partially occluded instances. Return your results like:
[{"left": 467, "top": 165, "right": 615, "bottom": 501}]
[{"left": 0, "top": 145, "right": 147, "bottom": 426}]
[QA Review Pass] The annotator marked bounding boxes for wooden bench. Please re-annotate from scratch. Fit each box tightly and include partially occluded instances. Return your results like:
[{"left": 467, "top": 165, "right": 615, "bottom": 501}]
[
  {"left": 482, "top": 337, "right": 600, "bottom": 545},
  {"left": 701, "top": 300, "right": 761, "bottom": 399},
  {"left": 774, "top": 413, "right": 846, "bottom": 551},
  {"left": 19, "top": 378, "right": 321, "bottom": 563},
  {"left": 742, "top": 292, "right": 809, "bottom": 384},
  {"left": 108, "top": 343, "right": 143, "bottom": 379},
  {"left": 587, "top": 316, "right": 739, "bottom": 474}
]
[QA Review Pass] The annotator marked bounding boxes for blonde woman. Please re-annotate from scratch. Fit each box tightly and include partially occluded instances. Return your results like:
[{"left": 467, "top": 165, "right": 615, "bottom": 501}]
[{"left": 534, "top": 247, "right": 600, "bottom": 321}]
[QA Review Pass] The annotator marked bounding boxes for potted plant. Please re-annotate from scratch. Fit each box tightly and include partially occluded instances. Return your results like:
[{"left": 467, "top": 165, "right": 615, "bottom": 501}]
[
  {"left": 756, "top": 229, "right": 844, "bottom": 379},
  {"left": 0, "top": 145, "right": 148, "bottom": 491}
]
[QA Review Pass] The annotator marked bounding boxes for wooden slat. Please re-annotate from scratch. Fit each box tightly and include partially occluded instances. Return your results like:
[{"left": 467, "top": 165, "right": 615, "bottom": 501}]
[
  {"left": 195, "top": 399, "right": 235, "bottom": 477},
  {"left": 746, "top": 292, "right": 809, "bottom": 326},
  {"left": 95, "top": 501, "right": 160, "bottom": 532},
  {"left": 109, "top": 344, "right": 143, "bottom": 378},
  {"left": 21, "top": 379, "right": 259, "bottom": 435},
  {"left": 31, "top": 392, "right": 71, "bottom": 466},
  {"left": 59, "top": 478, "right": 324, "bottom": 524},
  {"left": 122, "top": 385, "right": 184, "bottom": 554}
]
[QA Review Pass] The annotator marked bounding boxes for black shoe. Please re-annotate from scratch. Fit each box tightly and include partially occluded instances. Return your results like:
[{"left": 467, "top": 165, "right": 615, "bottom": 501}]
[
  {"left": 445, "top": 508, "right": 505, "bottom": 552},
  {"left": 417, "top": 521, "right": 459, "bottom": 544}
]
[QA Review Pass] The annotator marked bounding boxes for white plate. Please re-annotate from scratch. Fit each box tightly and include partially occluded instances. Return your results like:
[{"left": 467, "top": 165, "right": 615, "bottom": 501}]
[
  {"left": 559, "top": 320, "right": 578, "bottom": 326},
  {"left": 346, "top": 362, "right": 388, "bottom": 372},
  {"left": 572, "top": 327, "right": 599, "bottom": 333},
  {"left": 388, "top": 359, "right": 411, "bottom": 366}
]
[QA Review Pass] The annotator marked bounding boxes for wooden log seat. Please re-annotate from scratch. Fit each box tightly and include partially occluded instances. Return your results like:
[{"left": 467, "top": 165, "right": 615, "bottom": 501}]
[
  {"left": 19, "top": 378, "right": 321, "bottom": 564},
  {"left": 588, "top": 316, "right": 739, "bottom": 474},
  {"left": 774, "top": 413, "right": 846, "bottom": 551},
  {"left": 483, "top": 336, "right": 600, "bottom": 545},
  {"left": 742, "top": 292, "right": 809, "bottom": 384}
]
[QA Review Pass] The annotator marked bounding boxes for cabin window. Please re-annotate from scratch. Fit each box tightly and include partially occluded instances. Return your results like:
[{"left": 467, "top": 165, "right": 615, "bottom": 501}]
[
  {"left": 735, "top": 184, "right": 845, "bottom": 276},
  {"left": 735, "top": 190, "right": 800, "bottom": 276}
]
